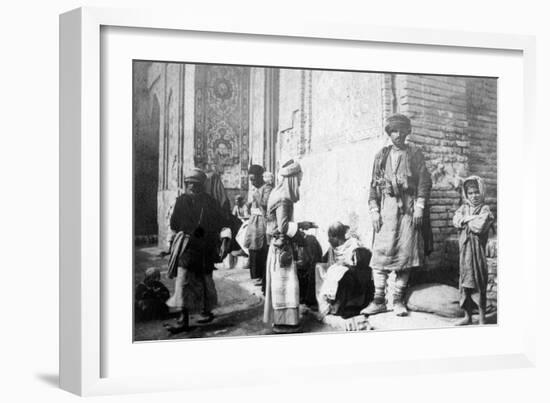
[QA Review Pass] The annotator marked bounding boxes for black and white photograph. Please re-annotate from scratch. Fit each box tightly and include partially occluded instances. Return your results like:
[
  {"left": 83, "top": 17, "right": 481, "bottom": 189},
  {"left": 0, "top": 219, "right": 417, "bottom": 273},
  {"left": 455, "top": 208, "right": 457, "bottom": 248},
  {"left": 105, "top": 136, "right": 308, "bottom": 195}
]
[
  {"left": 132, "top": 61, "right": 498, "bottom": 341},
  {"left": 5, "top": 0, "right": 549, "bottom": 400}
]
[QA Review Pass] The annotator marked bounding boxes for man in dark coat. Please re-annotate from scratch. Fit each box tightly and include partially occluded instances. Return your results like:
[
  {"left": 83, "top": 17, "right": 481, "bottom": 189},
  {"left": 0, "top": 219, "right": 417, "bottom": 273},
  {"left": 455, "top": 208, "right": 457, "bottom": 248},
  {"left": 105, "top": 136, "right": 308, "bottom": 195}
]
[{"left": 164, "top": 168, "right": 232, "bottom": 333}]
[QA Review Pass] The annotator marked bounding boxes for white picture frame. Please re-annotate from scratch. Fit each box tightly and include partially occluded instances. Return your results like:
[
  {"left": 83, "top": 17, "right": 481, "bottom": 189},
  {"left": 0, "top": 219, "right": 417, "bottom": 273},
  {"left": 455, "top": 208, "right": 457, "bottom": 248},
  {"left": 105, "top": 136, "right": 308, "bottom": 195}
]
[{"left": 60, "top": 6, "right": 537, "bottom": 396}]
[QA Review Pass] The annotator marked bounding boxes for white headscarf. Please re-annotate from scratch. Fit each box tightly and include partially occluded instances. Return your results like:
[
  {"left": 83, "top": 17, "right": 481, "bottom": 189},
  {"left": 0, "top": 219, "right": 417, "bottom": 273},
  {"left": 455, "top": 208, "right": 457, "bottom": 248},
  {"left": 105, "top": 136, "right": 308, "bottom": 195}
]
[
  {"left": 267, "top": 160, "right": 302, "bottom": 214},
  {"left": 462, "top": 175, "right": 485, "bottom": 211}
]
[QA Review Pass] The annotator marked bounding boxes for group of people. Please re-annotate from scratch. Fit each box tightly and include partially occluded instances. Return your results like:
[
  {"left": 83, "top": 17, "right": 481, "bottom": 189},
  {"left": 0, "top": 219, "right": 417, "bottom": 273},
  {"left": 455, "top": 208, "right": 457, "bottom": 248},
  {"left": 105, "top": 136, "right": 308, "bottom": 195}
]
[{"left": 136, "top": 113, "right": 494, "bottom": 334}]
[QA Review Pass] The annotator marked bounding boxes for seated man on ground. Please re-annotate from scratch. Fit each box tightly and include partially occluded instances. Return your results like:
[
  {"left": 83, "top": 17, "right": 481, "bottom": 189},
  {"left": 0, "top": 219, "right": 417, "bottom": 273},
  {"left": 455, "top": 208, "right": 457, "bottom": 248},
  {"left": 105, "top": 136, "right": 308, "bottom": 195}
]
[
  {"left": 135, "top": 267, "right": 170, "bottom": 322},
  {"left": 315, "top": 222, "right": 375, "bottom": 320}
]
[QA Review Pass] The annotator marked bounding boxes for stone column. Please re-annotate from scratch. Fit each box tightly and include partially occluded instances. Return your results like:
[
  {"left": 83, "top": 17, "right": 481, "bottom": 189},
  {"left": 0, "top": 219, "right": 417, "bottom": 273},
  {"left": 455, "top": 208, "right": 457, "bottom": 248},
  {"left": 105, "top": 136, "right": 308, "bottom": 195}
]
[
  {"left": 248, "top": 67, "right": 265, "bottom": 167},
  {"left": 277, "top": 69, "right": 303, "bottom": 166},
  {"left": 183, "top": 64, "right": 195, "bottom": 174}
]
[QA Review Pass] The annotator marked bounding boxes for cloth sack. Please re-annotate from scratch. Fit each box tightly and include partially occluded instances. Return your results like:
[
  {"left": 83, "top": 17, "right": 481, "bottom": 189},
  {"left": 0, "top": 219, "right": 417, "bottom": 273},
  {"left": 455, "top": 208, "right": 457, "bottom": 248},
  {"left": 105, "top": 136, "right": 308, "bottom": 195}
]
[
  {"left": 404, "top": 283, "right": 462, "bottom": 318},
  {"left": 235, "top": 221, "right": 249, "bottom": 255}
]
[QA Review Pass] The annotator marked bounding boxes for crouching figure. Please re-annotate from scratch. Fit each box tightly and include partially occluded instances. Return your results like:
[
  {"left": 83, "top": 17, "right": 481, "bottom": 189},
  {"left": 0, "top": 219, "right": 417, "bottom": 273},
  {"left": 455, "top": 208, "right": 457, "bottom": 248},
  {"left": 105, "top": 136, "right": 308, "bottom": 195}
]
[{"left": 315, "top": 222, "right": 374, "bottom": 331}]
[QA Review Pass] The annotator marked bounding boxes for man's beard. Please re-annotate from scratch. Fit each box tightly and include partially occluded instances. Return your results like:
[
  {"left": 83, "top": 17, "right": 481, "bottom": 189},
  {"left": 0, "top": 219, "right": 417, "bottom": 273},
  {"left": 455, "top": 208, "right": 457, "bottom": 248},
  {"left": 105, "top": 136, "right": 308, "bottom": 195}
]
[
  {"left": 392, "top": 140, "right": 405, "bottom": 149},
  {"left": 252, "top": 179, "right": 264, "bottom": 188},
  {"left": 187, "top": 189, "right": 201, "bottom": 197}
]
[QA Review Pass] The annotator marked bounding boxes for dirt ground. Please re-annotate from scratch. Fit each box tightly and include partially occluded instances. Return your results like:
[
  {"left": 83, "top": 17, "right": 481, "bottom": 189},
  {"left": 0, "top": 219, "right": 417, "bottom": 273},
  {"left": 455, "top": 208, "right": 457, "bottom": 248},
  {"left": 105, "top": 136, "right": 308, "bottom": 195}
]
[
  {"left": 134, "top": 246, "right": 330, "bottom": 341},
  {"left": 133, "top": 245, "right": 488, "bottom": 342}
]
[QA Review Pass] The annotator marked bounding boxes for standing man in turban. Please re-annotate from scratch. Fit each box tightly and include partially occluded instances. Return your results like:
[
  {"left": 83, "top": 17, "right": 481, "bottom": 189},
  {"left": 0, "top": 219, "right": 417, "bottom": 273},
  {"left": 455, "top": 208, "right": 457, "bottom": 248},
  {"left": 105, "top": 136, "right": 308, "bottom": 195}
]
[
  {"left": 243, "top": 164, "right": 273, "bottom": 292},
  {"left": 362, "top": 114, "right": 432, "bottom": 317},
  {"left": 164, "top": 168, "right": 232, "bottom": 333}
]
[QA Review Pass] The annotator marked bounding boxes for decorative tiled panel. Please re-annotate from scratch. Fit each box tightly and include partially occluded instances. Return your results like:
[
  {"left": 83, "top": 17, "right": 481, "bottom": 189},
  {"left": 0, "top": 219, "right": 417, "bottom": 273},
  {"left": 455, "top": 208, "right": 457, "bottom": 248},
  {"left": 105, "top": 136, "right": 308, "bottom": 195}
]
[{"left": 195, "top": 65, "right": 250, "bottom": 189}]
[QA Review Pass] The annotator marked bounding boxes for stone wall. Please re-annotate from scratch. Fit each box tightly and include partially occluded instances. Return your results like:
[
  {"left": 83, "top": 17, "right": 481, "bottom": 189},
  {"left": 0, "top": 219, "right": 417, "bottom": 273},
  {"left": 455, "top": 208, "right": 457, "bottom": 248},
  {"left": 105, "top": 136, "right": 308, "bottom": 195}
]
[
  {"left": 278, "top": 70, "right": 497, "bottom": 285},
  {"left": 146, "top": 63, "right": 186, "bottom": 249},
  {"left": 138, "top": 63, "right": 267, "bottom": 248},
  {"left": 279, "top": 69, "right": 386, "bottom": 251},
  {"left": 277, "top": 69, "right": 305, "bottom": 165},
  {"left": 133, "top": 61, "right": 158, "bottom": 236}
]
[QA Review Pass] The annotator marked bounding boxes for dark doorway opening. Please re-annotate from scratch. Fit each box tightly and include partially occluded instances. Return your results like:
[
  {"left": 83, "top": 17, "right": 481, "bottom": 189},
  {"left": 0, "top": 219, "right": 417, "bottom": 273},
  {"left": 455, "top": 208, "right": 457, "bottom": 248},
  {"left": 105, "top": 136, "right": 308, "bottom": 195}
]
[{"left": 134, "top": 93, "right": 160, "bottom": 237}]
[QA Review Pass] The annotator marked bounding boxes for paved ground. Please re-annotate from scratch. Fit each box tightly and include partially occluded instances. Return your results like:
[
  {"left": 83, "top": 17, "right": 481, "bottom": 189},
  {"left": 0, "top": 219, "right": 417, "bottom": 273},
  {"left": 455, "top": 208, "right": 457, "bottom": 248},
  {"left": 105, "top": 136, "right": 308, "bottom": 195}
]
[
  {"left": 134, "top": 246, "right": 329, "bottom": 341},
  {"left": 133, "top": 245, "right": 488, "bottom": 342}
]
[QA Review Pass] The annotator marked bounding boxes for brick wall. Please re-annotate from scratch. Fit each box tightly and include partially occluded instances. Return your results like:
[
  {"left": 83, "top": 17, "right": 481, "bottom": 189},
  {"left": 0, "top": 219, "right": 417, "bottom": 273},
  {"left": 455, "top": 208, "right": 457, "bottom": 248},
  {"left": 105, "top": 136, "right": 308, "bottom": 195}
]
[
  {"left": 466, "top": 78, "right": 498, "bottom": 218},
  {"left": 388, "top": 74, "right": 497, "bottom": 285},
  {"left": 392, "top": 75, "right": 468, "bottom": 273}
]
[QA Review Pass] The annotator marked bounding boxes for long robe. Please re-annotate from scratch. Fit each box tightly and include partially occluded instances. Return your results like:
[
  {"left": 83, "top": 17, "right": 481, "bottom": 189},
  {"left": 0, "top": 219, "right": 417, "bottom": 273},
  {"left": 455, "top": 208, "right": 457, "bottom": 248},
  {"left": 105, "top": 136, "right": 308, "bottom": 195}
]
[
  {"left": 453, "top": 203, "right": 494, "bottom": 310},
  {"left": 263, "top": 199, "right": 301, "bottom": 326},
  {"left": 369, "top": 144, "right": 432, "bottom": 272},
  {"left": 166, "top": 192, "right": 229, "bottom": 313},
  {"left": 244, "top": 183, "right": 272, "bottom": 250}
]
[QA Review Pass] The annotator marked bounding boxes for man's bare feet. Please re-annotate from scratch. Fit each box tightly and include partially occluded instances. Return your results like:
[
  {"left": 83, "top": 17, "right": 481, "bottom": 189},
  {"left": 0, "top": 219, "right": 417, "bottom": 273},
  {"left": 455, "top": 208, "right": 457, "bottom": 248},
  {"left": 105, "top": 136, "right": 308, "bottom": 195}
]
[
  {"left": 478, "top": 309, "right": 485, "bottom": 325},
  {"left": 360, "top": 301, "right": 387, "bottom": 316},
  {"left": 393, "top": 301, "right": 408, "bottom": 317}
]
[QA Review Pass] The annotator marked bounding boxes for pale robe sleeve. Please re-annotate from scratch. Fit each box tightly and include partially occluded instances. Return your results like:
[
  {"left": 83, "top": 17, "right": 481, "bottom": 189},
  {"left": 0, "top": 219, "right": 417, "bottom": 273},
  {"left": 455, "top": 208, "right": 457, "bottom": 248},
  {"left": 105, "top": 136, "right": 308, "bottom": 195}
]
[
  {"left": 247, "top": 187, "right": 254, "bottom": 206},
  {"left": 275, "top": 199, "right": 298, "bottom": 237},
  {"left": 467, "top": 205, "right": 494, "bottom": 235},
  {"left": 453, "top": 204, "right": 467, "bottom": 229}
]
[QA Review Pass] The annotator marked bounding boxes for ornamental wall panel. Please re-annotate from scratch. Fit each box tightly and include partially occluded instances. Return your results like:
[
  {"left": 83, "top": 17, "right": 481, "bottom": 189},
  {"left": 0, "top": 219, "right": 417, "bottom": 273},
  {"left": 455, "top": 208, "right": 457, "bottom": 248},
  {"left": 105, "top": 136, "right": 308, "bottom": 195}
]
[{"left": 194, "top": 65, "right": 250, "bottom": 190}]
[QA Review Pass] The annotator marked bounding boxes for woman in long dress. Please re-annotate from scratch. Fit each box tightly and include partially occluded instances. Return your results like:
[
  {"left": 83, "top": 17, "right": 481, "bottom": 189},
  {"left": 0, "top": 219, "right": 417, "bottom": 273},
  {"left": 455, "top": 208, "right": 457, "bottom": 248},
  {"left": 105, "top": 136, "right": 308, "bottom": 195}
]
[{"left": 263, "top": 159, "right": 313, "bottom": 333}]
